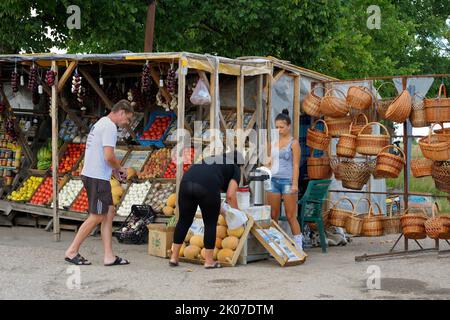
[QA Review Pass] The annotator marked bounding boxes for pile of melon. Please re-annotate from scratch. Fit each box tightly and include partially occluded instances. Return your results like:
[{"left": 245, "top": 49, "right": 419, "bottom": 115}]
[
  {"left": 110, "top": 177, "right": 125, "bottom": 206},
  {"left": 179, "top": 215, "right": 245, "bottom": 264},
  {"left": 162, "top": 193, "right": 176, "bottom": 216}
]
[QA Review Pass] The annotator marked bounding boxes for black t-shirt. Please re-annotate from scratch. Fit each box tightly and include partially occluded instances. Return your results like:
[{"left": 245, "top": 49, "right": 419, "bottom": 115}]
[{"left": 181, "top": 156, "right": 241, "bottom": 192}]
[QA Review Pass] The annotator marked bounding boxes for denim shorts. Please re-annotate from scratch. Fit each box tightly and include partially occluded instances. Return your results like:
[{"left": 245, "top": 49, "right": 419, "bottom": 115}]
[{"left": 267, "top": 177, "right": 292, "bottom": 195}]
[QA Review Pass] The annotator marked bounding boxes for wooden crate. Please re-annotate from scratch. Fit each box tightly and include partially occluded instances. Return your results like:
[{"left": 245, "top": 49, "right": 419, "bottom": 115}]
[
  {"left": 179, "top": 216, "right": 254, "bottom": 267},
  {"left": 5, "top": 173, "right": 47, "bottom": 203},
  {"left": 237, "top": 232, "right": 270, "bottom": 265},
  {"left": 116, "top": 181, "right": 152, "bottom": 217},
  {"left": 122, "top": 149, "right": 153, "bottom": 172}
]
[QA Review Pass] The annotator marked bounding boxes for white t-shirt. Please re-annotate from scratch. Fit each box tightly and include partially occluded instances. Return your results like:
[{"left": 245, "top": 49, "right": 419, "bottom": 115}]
[{"left": 81, "top": 116, "right": 118, "bottom": 181}]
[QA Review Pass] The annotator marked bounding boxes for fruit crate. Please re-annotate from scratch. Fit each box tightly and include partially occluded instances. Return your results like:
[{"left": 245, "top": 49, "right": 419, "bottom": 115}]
[
  {"left": 137, "top": 147, "right": 172, "bottom": 180},
  {"left": 28, "top": 175, "right": 70, "bottom": 207},
  {"left": 116, "top": 181, "right": 153, "bottom": 217},
  {"left": 5, "top": 173, "right": 47, "bottom": 203},
  {"left": 136, "top": 110, "right": 176, "bottom": 148},
  {"left": 122, "top": 149, "right": 153, "bottom": 173},
  {"left": 53, "top": 177, "right": 85, "bottom": 210},
  {"left": 68, "top": 186, "right": 89, "bottom": 214}
]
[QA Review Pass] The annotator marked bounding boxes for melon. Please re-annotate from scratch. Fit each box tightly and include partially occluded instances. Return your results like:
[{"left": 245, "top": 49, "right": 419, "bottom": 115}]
[
  {"left": 183, "top": 245, "right": 201, "bottom": 259},
  {"left": 179, "top": 243, "right": 186, "bottom": 257},
  {"left": 111, "top": 185, "right": 124, "bottom": 197},
  {"left": 190, "top": 235, "right": 204, "bottom": 248},
  {"left": 227, "top": 226, "right": 245, "bottom": 238},
  {"left": 217, "top": 248, "right": 234, "bottom": 263},
  {"left": 184, "top": 230, "right": 193, "bottom": 243},
  {"left": 201, "top": 247, "right": 219, "bottom": 260},
  {"left": 166, "top": 193, "right": 177, "bottom": 208},
  {"left": 110, "top": 178, "right": 121, "bottom": 188},
  {"left": 113, "top": 194, "right": 121, "bottom": 205},
  {"left": 162, "top": 206, "right": 174, "bottom": 216},
  {"left": 222, "top": 236, "right": 239, "bottom": 250},
  {"left": 127, "top": 167, "right": 137, "bottom": 180},
  {"left": 218, "top": 214, "right": 227, "bottom": 226},
  {"left": 216, "top": 225, "right": 228, "bottom": 239},
  {"left": 215, "top": 237, "right": 222, "bottom": 249}
]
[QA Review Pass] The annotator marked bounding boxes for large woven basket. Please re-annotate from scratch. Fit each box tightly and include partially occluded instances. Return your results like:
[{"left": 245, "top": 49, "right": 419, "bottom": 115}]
[
  {"left": 303, "top": 86, "right": 325, "bottom": 117},
  {"left": 424, "top": 84, "right": 450, "bottom": 123},
  {"left": 362, "top": 202, "right": 384, "bottom": 237},
  {"left": 350, "top": 113, "right": 372, "bottom": 136},
  {"left": 356, "top": 122, "right": 391, "bottom": 156},
  {"left": 425, "top": 203, "right": 450, "bottom": 239},
  {"left": 433, "top": 125, "right": 450, "bottom": 142},
  {"left": 307, "top": 149, "right": 332, "bottom": 180},
  {"left": 375, "top": 82, "right": 396, "bottom": 119},
  {"left": 320, "top": 88, "right": 349, "bottom": 118},
  {"left": 410, "top": 158, "right": 433, "bottom": 178},
  {"left": 410, "top": 94, "right": 428, "bottom": 127},
  {"left": 382, "top": 204, "right": 402, "bottom": 235},
  {"left": 306, "top": 119, "right": 331, "bottom": 151},
  {"left": 347, "top": 86, "right": 373, "bottom": 110},
  {"left": 337, "top": 125, "right": 356, "bottom": 158},
  {"left": 438, "top": 209, "right": 450, "bottom": 240},
  {"left": 418, "top": 124, "right": 450, "bottom": 161},
  {"left": 384, "top": 89, "right": 412, "bottom": 123},
  {"left": 330, "top": 157, "right": 342, "bottom": 180},
  {"left": 400, "top": 208, "right": 428, "bottom": 240},
  {"left": 432, "top": 161, "right": 450, "bottom": 192},
  {"left": 325, "top": 116, "right": 352, "bottom": 137},
  {"left": 345, "top": 197, "right": 371, "bottom": 236},
  {"left": 339, "top": 158, "right": 374, "bottom": 190},
  {"left": 329, "top": 197, "right": 354, "bottom": 227},
  {"left": 374, "top": 145, "right": 406, "bottom": 179}
]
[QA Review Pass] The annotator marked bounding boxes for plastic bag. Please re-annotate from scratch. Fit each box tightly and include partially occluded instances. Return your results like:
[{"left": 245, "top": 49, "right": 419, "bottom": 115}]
[
  {"left": 221, "top": 202, "right": 248, "bottom": 230},
  {"left": 190, "top": 79, "right": 211, "bottom": 106}
]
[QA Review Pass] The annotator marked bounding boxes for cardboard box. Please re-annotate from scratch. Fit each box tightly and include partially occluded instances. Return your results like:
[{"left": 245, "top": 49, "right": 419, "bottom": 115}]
[
  {"left": 147, "top": 224, "right": 175, "bottom": 258},
  {"left": 245, "top": 205, "right": 271, "bottom": 228}
]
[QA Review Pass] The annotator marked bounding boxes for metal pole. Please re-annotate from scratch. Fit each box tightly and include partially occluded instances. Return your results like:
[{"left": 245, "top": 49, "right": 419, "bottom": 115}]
[
  {"left": 51, "top": 61, "right": 60, "bottom": 242},
  {"left": 144, "top": 1, "right": 156, "bottom": 52}
]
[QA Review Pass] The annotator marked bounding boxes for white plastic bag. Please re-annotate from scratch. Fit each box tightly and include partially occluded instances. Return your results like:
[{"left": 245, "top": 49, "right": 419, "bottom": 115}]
[
  {"left": 221, "top": 202, "right": 248, "bottom": 230},
  {"left": 190, "top": 79, "right": 211, "bottom": 106}
]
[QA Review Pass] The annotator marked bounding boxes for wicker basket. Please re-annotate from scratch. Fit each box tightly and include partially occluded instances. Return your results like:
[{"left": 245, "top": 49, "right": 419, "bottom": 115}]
[
  {"left": 438, "top": 210, "right": 450, "bottom": 240},
  {"left": 424, "top": 84, "right": 450, "bottom": 123},
  {"left": 409, "top": 94, "right": 428, "bottom": 127},
  {"left": 320, "top": 88, "right": 349, "bottom": 118},
  {"left": 339, "top": 159, "right": 374, "bottom": 190},
  {"left": 306, "top": 119, "right": 331, "bottom": 151},
  {"left": 303, "top": 86, "right": 325, "bottom": 117},
  {"left": 356, "top": 122, "right": 391, "bottom": 156},
  {"left": 345, "top": 197, "right": 371, "bottom": 236},
  {"left": 433, "top": 125, "right": 450, "bottom": 142},
  {"left": 350, "top": 113, "right": 372, "bottom": 136},
  {"left": 325, "top": 116, "right": 352, "bottom": 137},
  {"left": 330, "top": 157, "right": 342, "bottom": 180},
  {"left": 434, "top": 179, "right": 450, "bottom": 193},
  {"left": 329, "top": 197, "right": 354, "bottom": 227},
  {"left": 432, "top": 161, "right": 450, "bottom": 192},
  {"left": 418, "top": 124, "right": 450, "bottom": 161},
  {"left": 374, "top": 145, "right": 406, "bottom": 179},
  {"left": 347, "top": 86, "right": 373, "bottom": 110},
  {"left": 362, "top": 202, "right": 384, "bottom": 237},
  {"left": 425, "top": 203, "right": 450, "bottom": 239},
  {"left": 384, "top": 89, "right": 412, "bottom": 123},
  {"left": 307, "top": 149, "right": 332, "bottom": 180},
  {"left": 400, "top": 208, "right": 428, "bottom": 240},
  {"left": 375, "top": 82, "right": 397, "bottom": 119},
  {"left": 337, "top": 125, "right": 357, "bottom": 158},
  {"left": 382, "top": 204, "right": 402, "bottom": 235},
  {"left": 410, "top": 158, "right": 433, "bottom": 178}
]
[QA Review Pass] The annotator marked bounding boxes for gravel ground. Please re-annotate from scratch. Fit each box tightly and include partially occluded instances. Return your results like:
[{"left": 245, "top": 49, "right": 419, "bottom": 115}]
[{"left": 1, "top": 226, "right": 450, "bottom": 300}]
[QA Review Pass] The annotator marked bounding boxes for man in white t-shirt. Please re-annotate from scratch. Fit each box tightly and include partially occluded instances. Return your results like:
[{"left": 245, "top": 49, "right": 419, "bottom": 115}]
[{"left": 65, "top": 100, "right": 134, "bottom": 266}]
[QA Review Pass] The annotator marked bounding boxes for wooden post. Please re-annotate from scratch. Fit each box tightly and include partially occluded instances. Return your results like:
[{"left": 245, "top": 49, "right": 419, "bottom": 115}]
[
  {"left": 256, "top": 74, "right": 264, "bottom": 166},
  {"left": 293, "top": 75, "right": 300, "bottom": 140},
  {"left": 144, "top": 1, "right": 156, "bottom": 52},
  {"left": 266, "top": 73, "right": 273, "bottom": 147},
  {"left": 209, "top": 67, "right": 217, "bottom": 147},
  {"left": 175, "top": 57, "right": 187, "bottom": 219},
  {"left": 51, "top": 61, "right": 60, "bottom": 242},
  {"left": 57, "top": 61, "right": 78, "bottom": 93},
  {"left": 236, "top": 72, "right": 245, "bottom": 158}
]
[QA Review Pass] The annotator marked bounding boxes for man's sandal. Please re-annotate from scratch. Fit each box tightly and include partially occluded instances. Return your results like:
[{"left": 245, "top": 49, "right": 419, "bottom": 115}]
[
  {"left": 65, "top": 253, "right": 92, "bottom": 266},
  {"left": 104, "top": 256, "right": 130, "bottom": 266}
]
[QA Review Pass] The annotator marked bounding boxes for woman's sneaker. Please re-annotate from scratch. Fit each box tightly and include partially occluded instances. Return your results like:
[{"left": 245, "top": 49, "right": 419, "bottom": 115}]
[{"left": 294, "top": 235, "right": 308, "bottom": 258}]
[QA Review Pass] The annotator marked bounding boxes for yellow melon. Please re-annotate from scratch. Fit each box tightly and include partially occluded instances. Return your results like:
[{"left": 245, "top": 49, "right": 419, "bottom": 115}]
[
  {"left": 217, "top": 248, "right": 234, "bottom": 263},
  {"left": 215, "top": 237, "right": 222, "bottom": 249},
  {"left": 227, "top": 226, "right": 245, "bottom": 238},
  {"left": 111, "top": 185, "right": 124, "bottom": 197},
  {"left": 222, "top": 236, "right": 239, "bottom": 250},
  {"left": 113, "top": 194, "right": 121, "bottom": 205},
  {"left": 166, "top": 193, "right": 177, "bottom": 208},
  {"left": 162, "top": 206, "right": 174, "bottom": 216},
  {"left": 189, "top": 235, "right": 204, "bottom": 248},
  {"left": 179, "top": 243, "right": 186, "bottom": 257},
  {"left": 201, "top": 247, "right": 219, "bottom": 260},
  {"left": 216, "top": 225, "right": 228, "bottom": 239},
  {"left": 110, "top": 178, "right": 120, "bottom": 188},
  {"left": 183, "top": 245, "right": 201, "bottom": 259},
  {"left": 218, "top": 215, "right": 227, "bottom": 226},
  {"left": 184, "top": 230, "right": 193, "bottom": 243},
  {"left": 127, "top": 167, "right": 137, "bottom": 180}
]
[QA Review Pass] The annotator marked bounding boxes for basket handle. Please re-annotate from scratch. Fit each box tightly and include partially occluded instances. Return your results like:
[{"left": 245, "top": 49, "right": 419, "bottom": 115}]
[
  {"left": 437, "top": 84, "right": 447, "bottom": 98},
  {"left": 427, "top": 123, "right": 444, "bottom": 141},
  {"left": 311, "top": 119, "right": 329, "bottom": 135},
  {"left": 357, "top": 121, "right": 391, "bottom": 138},
  {"left": 332, "top": 196, "right": 355, "bottom": 211},
  {"left": 309, "top": 148, "right": 328, "bottom": 159},
  {"left": 353, "top": 197, "right": 371, "bottom": 215},
  {"left": 352, "top": 113, "right": 369, "bottom": 125},
  {"left": 377, "top": 145, "right": 406, "bottom": 162},
  {"left": 324, "top": 87, "right": 347, "bottom": 98},
  {"left": 368, "top": 202, "right": 382, "bottom": 217},
  {"left": 310, "top": 85, "right": 327, "bottom": 96},
  {"left": 375, "top": 81, "right": 397, "bottom": 96},
  {"left": 401, "top": 207, "right": 427, "bottom": 217}
]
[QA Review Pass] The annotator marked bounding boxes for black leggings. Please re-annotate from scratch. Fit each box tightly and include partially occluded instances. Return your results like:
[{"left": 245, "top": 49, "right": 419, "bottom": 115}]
[{"left": 173, "top": 181, "right": 221, "bottom": 249}]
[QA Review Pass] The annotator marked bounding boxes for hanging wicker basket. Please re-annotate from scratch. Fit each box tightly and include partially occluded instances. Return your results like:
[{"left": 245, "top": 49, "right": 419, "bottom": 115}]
[
  {"left": 339, "top": 158, "right": 375, "bottom": 190},
  {"left": 306, "top": 119, "right": 331, "bottom": 151},
  {"left": 410, "top": 158, "right": 433, "bottom": 178},
  {"left": 330, "top": 157, "right": 342, "bottom": 180},
  {"left": 303, "top": 86, "right": 325, "bottom": 118},
  {"left": 345, "top": 197, "right": 371, "bottom": 236},
  {"left": 350, "top": 113, "right": 372, "bottom": 136},
  {"left": 325, "top": 116, "right": 352, "bottom": 137},
  {"left": 320, "top": 88, "right": 349, "bottom": 118},
  {"left": 400, "top": 208, "right": 428, "bottom": 240},
  {"left": 433, "top": 125, "right": 450, "bottom": 142},
  {"left": 347, "top": 86, "right": 373, "bottom": 110},
  {"left": 382, "top": 203, "right": 402, "bottom": 235},
  {"left": 374, "top": 145, "right": 406, "bottom": 179},
  {"left": 356, "top": 122, "right": 391, "bottom": 156},
  {"left": 362, "top": 202, "right": 384, "bottom": 237},
  {"left": 329, "top": 197, "right": 354, "bottom": 227},
  {"left": 424, "top": 84, "right": 450, "bottom": 123},
  {"left": 409, "top": 94, "right": 428, "bottom": 127},
  {"left": 337, "top": 124, "right": 357, "bottom": 158},
  {"left": 425, "top": 203, "right": 450, "bottom": 240},
  {"left": 307, "top": 149, "right": 332, "bottom": 180},
  {"left": 438, "top": 207, "right": 450, "bottom": 240},
  {"left": 418, "top": 124, "right": 450, "bottom": 161},
  {"left": 384, "top": 89, "right": 412, "bottom": 123},
  {"left": 432, "top": 161, "right": 450, "bottom": 193},
  {"left": 375, "top": 82, "right": 396, "bottom": 119}
]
